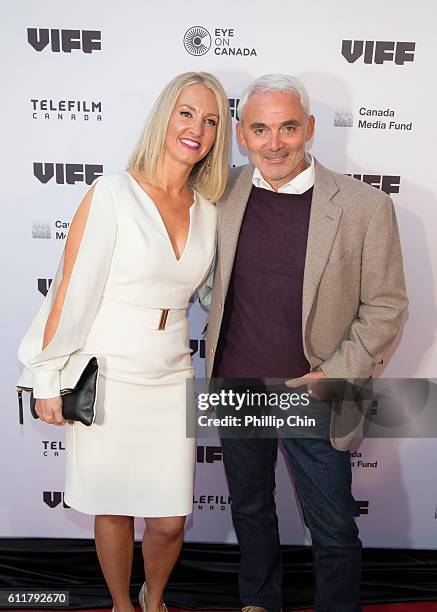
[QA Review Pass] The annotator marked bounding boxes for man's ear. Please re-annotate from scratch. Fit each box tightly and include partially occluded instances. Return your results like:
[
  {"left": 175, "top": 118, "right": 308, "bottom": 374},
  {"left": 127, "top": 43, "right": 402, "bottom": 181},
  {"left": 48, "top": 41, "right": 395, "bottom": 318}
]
[
  {"left": 305, "top": 114, "right": 315, "bottom": 142},
  {"left": 236, "top": 121, "right": 247, "bottom": 148}
]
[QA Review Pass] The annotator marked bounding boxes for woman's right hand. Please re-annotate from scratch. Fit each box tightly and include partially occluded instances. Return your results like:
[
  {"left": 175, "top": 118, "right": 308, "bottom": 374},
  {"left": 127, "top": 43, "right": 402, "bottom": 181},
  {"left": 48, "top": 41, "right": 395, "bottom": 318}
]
[{"left": 35, "top": 397, "right": 65, "bottom": 425}]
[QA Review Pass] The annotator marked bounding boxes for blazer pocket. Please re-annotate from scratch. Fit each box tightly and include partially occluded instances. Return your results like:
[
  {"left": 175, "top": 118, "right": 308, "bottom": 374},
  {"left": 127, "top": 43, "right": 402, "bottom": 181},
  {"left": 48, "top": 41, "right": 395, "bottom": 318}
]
[{"left": 326, "top": 248, "right": 353, "bottom": 266}]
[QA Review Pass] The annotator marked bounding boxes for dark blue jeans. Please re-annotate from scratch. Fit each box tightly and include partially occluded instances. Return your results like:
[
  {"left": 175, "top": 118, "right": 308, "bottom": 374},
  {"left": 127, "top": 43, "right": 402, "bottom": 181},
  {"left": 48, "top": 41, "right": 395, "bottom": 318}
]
[{"left": 220, "top": 435, "right": 362, "bottom": 612}]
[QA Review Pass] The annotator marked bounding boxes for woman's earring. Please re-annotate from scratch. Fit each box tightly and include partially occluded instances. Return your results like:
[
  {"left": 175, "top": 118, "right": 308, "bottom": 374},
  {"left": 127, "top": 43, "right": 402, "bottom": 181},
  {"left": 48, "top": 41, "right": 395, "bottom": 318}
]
[{"left": 205, "top": 153, "right": 212, "bottom": 175}]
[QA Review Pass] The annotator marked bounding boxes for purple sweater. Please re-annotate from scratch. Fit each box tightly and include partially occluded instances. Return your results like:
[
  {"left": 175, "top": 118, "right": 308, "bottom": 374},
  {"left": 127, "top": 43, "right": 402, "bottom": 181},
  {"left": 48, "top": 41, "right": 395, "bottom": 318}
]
[{"left": 215, "top": 185, "right": 313, "bottom": 379}]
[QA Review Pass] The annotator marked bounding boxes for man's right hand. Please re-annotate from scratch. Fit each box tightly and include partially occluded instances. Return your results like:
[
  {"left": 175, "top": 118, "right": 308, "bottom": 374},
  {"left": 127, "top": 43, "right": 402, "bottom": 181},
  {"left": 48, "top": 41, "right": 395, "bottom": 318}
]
[{"left": 35, "top": 397, "right": 65, "bottom": 425}]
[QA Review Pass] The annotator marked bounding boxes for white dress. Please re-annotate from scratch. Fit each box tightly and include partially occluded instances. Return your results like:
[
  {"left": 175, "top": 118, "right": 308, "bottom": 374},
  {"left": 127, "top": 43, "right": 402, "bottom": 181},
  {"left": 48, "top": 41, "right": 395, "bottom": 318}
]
[{"left": 17, "top": 172, "right": 216, "bottom": 516}]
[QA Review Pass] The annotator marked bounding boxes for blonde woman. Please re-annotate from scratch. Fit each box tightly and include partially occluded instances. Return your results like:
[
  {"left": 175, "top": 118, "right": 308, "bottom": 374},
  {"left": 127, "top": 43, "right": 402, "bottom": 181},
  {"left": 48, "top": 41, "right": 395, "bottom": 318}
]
[{"left": 17, "top": 72, "right": 231, "bottom": 612}]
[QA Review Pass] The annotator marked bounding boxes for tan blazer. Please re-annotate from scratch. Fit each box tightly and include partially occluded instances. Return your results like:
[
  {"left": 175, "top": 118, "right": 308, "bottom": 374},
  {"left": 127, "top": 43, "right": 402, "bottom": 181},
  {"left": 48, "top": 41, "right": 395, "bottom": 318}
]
[{"left": 204, "top": 159, "right": 408, "bottom": 450}]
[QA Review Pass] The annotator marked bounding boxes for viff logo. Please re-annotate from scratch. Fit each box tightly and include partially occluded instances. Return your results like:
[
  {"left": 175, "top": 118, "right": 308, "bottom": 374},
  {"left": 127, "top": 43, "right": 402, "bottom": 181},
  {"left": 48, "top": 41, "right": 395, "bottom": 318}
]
[
  {"left": 38, "top": 279, "right": 52, "bottom": 297},
  {"left": 190, "top": 339, "right": 205, "bottom": 358},
  {"left": 27, "top": 28, "right": 101, "bottom": 53},
  {"left": 43, "top": 491, "right": 70, "bottom": 508},
  {"left": 355, "top": 500, "right": 369, "bottom": 517},
  {"left": 347, "top": 174, "right": 401, "bottom": 195},
  {"left": 197, "top": 445, "right": 223, "bottom": 463},
  {"left": 228, "top": 98, "right": 240, "bottom": 120},
  {"left": 33, "top": 163, "right": 103, "bottom": 185},
  {"left": 342, "top": 40, "right": 415, "bottom": 65}
]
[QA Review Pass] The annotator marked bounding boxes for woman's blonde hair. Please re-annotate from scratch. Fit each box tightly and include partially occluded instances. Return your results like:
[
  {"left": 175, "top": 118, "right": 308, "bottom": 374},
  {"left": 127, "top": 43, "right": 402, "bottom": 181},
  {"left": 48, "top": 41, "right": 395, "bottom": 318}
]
[{"left": 128, "top": 72, "right": 231, "bottom": 201}]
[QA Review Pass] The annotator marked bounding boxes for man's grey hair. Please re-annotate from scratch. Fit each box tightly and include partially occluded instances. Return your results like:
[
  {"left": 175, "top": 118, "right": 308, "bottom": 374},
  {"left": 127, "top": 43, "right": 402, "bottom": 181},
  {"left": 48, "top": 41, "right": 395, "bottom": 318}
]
[{"left": 237, "top": 74, "right": 310, "bottom": 122}]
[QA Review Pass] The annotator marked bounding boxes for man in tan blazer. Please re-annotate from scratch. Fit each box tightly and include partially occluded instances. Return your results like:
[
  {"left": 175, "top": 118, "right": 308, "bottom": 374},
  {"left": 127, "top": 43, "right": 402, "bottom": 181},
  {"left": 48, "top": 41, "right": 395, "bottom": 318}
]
[{"left": 203, "top": 75, "right": 408, "bottom": 612}]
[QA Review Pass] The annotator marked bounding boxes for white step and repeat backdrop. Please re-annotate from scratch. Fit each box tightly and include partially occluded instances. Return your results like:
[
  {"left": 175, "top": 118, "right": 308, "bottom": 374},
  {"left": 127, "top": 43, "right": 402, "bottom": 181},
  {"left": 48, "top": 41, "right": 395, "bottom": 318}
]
[{"left": 2, "top": 0, "right": 436, "bottom": 548}]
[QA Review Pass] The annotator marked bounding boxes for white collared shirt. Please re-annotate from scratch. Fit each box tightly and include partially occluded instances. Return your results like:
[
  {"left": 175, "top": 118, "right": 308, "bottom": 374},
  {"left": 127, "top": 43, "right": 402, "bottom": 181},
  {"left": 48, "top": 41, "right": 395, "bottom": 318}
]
[{"left": 252, "top": 153, "right": 315, "bottom": 194}]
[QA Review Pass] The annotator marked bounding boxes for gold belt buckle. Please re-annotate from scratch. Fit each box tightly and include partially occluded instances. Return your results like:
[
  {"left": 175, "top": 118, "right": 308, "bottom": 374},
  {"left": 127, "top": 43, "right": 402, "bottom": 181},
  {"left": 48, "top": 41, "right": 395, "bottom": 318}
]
[{"left": 157, "top": 308, "right": 170, "bottom": 331}]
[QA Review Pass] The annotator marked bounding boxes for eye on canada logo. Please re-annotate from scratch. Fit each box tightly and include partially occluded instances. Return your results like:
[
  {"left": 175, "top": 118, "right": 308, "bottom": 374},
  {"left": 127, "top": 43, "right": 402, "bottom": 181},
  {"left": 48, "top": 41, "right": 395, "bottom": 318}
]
[
  {"left": 183, "top": 26, "right": 257, "bottom": 57},
  {"left": 183, "top": 27, "right": 211, "bottom": 56}
]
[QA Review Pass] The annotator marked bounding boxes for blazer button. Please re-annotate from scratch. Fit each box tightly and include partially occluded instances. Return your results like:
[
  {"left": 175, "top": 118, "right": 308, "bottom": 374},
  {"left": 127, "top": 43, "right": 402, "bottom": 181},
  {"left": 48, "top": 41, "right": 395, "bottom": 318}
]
[
  {"left": 210, "top": 347, "right": 215, "bottom": 355},
  {"left": 218, "top": 302, "right": 223, "bottom": 310}
]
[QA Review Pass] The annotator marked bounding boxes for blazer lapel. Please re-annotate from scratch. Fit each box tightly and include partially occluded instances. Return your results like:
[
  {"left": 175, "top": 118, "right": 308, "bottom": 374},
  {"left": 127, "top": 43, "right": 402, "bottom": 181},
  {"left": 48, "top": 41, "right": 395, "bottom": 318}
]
[
  {"left": 218, "top": 164, "right": 254, "bottom": 295},
  {"left": 302, "top": 160, "right": 342, "bottom": 335}
]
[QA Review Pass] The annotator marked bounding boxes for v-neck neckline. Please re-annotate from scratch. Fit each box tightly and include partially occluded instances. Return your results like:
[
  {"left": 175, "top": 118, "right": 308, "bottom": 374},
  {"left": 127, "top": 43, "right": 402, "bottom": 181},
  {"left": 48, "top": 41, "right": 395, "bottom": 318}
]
[{"left": 125, "top": 170, "right": 196, "bottom": 263}]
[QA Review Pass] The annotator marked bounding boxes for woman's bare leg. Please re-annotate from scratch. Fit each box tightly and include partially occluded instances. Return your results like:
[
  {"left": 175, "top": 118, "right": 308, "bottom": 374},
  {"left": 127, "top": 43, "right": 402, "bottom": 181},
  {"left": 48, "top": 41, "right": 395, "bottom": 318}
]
[
  {"left": 94, "top": 514, "right": 136, "bottom": 612},
  {"left": 141, "top": 516, "right": 186, "bottom": 612}
]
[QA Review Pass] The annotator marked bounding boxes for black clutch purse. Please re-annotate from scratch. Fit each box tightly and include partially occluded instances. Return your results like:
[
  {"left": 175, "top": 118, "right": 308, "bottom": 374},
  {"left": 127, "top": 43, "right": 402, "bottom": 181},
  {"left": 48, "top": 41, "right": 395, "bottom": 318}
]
[{"left": 17, "top": 356, "right": 99, "bottom": 427}]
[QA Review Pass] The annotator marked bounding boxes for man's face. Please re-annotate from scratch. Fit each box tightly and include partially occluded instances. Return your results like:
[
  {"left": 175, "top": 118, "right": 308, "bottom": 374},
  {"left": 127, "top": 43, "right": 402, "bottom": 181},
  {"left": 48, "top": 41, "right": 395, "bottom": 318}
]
[{"left": 237, "top": 90, "right": 315, "bottom": 190}]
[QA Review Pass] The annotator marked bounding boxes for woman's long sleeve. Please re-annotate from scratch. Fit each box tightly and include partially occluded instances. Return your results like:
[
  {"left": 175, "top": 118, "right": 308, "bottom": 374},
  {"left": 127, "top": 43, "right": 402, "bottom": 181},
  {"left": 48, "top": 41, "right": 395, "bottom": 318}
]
[
  {"left": 197, "top": 243, "right": 216, "bottom": 310},
  {"left": 17, "top": 176, "right": 118, "bottom": 398}
]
